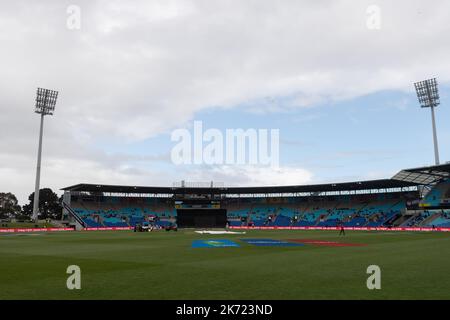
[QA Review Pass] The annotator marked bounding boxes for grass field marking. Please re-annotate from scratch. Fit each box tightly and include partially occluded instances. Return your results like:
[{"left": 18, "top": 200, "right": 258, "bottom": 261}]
[
  {"left": 66, "top": 265, "right": 81, "bottom": 290},
  {"left": 366, "top": 265, "right": 381, "bottom": 290}
]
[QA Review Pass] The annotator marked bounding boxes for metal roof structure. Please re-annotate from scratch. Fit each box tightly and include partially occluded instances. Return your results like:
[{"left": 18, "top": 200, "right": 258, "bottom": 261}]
[
  {"left": 61, "top": 164, "right": 450, "bottom": 196},
  {"left": 62, "top": 179, "right": 418, "bottom": 195},
  {"left": 392, "top": 163, "right": 450, "bottom": 185},
  {"left": 61, "top": 164, "right": 450, "bottom": 197}
]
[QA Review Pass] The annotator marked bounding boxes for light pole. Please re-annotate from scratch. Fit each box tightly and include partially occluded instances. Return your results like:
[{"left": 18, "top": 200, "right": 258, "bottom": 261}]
[
  {"left": 32, "top": 88, "right": 58, "bottom": 221},
  {"left": 414, "top": 78, "right": 441, "bottom": 166}
]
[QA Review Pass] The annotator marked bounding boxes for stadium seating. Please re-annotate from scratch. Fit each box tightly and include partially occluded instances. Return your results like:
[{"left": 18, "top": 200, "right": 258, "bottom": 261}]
[
  {"left": 425, "top": 210, "right": 450, "bottom": 227},
  {"left": 402, "top": 211, "right": 433, "bottom": 227},
  {"left": 421, "top": 179, "right": 450, "bottom": 207},
  {"left": 67, "top": 182, "right": 449, "bottom": 229},
  {"left": 223, "top": 193, "right": 413, "bottom": 228},
  {"left": 70, "top": 197, "right": 175, "bottom": 228}
]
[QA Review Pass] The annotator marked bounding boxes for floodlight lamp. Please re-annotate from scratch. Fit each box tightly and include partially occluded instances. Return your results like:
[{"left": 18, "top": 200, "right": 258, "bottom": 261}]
[
  {"left": 414, "top": 78, "right": 440, "bottom": 108},
  {"left": 35, "top": 87, "right": 59, "bottom": 115}
]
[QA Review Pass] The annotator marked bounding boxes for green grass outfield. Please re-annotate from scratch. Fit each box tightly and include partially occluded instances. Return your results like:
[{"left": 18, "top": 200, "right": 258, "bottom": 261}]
[
  {"left": 1, "top": 229, "right": 449, "bottom": 300},
  {"left": 0, "top": 222, "right": 55, "bottom": 228}
]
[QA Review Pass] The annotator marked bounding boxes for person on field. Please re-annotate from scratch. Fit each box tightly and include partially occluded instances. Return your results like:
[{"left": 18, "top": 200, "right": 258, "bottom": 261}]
[{"left": 339, "top": 222, "right": 345, "bottom": 236}]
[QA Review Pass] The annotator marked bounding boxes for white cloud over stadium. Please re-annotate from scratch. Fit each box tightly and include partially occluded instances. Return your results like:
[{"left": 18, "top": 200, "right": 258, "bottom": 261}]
[{"left": 1, "top": 0, "right": 450, "bottom": 203}]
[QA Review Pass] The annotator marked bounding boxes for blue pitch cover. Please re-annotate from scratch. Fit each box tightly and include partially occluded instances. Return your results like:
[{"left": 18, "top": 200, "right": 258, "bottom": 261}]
[{"left": 192, "top": 239, "right": 240, "bottom": 248}]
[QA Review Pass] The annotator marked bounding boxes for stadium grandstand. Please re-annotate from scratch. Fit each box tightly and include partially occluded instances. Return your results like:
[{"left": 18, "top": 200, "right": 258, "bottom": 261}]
[{"left": 61, "top": 163, "right": 450, "bottom": 231}]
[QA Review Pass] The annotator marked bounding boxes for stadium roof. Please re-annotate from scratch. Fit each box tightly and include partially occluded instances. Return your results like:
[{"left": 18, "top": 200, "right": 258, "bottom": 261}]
[
  {"left": 63, "top": 164, "right": 450, "bottom": 195},
  {"left": 392, "top": 163, "right": 450, "bottom": 185},
  {"left": 62, "top": 178, "right": 419, "bottom": 195}
]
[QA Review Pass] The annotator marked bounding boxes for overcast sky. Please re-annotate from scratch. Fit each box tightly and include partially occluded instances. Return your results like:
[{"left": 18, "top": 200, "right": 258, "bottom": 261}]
[{"left": 1, "top": 0, "right": 450, "bottom": 204}]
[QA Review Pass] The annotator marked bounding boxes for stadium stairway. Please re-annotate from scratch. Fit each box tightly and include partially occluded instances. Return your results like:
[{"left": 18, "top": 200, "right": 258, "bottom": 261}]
[
  {"left": 425, "top": 210, "right": 450, "bottom": 227},
  {"left": 398, "top": 211, "right": 417, "bottom": 227},
  {"left": 62, "top": 202, "right": 87, "bottom": 229},
  {"left": 400, "top": 211, "right": 429, "bottom": 227},
  {"left": 420, "top": 211, "right": 442, "bottom": 226}
]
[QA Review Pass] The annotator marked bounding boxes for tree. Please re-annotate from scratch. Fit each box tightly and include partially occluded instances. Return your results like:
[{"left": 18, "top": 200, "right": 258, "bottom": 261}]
[
  {"left": 0, "top": 192, "right": 21, "bottom": 219},
  {"left": 22, "top": 188, "right": 62, "bottom": 220}
]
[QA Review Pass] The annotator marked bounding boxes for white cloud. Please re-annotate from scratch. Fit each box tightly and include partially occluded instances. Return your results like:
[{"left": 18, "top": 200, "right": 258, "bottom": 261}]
[
  {"left": 182, "top": 165, "right": 314, "bottom": 187},
  {"left": 1, "top": 0, "right": 450, "bottom": 203}
]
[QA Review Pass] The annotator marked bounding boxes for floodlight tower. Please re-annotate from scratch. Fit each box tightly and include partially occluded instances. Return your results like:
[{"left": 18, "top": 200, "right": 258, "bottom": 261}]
[
  {"left": 32, "top": 88, "right": 58, "bottom": 221},
  {"left": 414, "top": 78, "right": 441, "bottom": 165}
]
